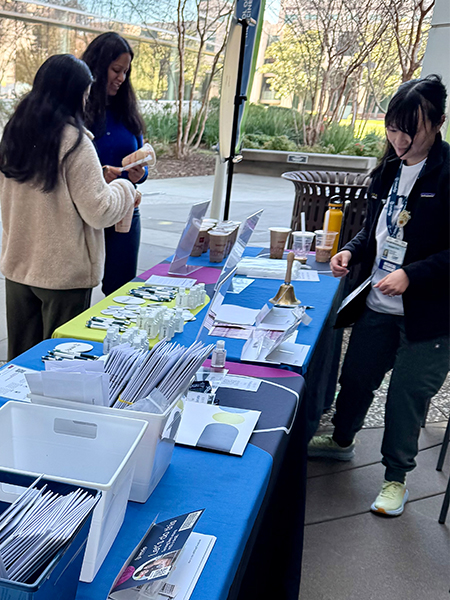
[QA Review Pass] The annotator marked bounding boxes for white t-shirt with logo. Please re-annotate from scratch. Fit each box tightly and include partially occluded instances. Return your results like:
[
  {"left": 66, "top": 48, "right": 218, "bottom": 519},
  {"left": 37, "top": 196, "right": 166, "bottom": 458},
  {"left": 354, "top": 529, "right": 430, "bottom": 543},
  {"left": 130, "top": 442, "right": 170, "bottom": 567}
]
[{"left": 366, "top": 158, "right": 426, "bottom": 315}]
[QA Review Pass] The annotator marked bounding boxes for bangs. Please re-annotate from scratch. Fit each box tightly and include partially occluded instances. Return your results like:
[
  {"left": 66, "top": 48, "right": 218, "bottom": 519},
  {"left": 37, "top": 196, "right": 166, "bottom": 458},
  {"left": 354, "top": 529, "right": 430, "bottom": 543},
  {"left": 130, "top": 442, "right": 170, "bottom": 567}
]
[{"left": 385, "top": 93, "right": 425, "bottom": 139}]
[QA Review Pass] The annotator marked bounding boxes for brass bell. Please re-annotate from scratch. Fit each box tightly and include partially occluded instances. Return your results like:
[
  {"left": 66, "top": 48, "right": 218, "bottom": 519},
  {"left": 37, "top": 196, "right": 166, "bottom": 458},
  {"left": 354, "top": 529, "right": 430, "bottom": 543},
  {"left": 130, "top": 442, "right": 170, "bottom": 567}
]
[{"left": 269, "top": 251, "right": 300, "bottom": 307}]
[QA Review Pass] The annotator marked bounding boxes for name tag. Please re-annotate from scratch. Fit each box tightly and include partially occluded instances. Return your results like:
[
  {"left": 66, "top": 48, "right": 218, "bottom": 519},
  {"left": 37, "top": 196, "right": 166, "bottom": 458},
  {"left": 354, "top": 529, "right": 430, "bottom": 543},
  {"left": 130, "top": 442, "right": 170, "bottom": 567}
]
[{"left": 379, "top": 236, "right": 408, "bottom": 272}]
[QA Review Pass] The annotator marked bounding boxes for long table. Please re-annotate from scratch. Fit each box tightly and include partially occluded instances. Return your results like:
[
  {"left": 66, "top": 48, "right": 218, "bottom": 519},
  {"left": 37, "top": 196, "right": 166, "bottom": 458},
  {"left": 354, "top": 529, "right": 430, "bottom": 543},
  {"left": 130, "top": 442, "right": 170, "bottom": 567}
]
[
  {"left": 52, "top": 251, "right": 342, "bottom": 440},
  {"left": 1, "top": 338, "right": 306, "bottom": 600}
]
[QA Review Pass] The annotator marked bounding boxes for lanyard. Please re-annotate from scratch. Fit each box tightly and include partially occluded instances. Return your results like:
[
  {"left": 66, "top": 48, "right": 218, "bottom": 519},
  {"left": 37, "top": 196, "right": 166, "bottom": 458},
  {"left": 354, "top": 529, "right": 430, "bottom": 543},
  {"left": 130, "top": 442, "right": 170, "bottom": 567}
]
[{"left": 385, "top": 161, "right": 426, "bottom": 238}]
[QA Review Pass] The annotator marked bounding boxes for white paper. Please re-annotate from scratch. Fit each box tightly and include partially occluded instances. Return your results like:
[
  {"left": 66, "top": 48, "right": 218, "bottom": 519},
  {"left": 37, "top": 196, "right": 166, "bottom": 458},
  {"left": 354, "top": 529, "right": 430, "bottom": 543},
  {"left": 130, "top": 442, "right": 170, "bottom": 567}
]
[
  {"left": 236, "top": 257, "right": 319, "bottom": 280},
  {"left": 0, "top": 364, "right": 36, "bottom": 402},
  {"left": 293, "top": 270, "right": 320, "bottom": 282},
  {"left": 26, "top": 371, "right": 109, "bottom": 406},
  {"left": 214, "top": 304, "right": 261, "bottom": 327},
  {"left": 265, "top": 341, "right": 311, "bottom": 367},
  {"left": 228, "top": 278, "right": 255, "bottom": 294},
  {"left": 257, "top": 306, "right": 299, "bottom": 331},
  {"left": 219, "top": 375, "right": 261, "bottom": 392},
  {"left": 145, "top": 275, "right": 197, "bottom": 288},
  {"left": 161, "top": 533, "right": 216, "bottom": 600},
  {"left": 176, "top": 402, "right": 261, "bottom": 455}
]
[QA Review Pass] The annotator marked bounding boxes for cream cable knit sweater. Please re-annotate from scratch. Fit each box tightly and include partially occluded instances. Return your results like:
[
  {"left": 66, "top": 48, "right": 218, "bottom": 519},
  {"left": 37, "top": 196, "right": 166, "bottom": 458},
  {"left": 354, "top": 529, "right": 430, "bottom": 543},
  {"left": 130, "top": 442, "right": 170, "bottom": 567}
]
[{"left": 0, "top": 124, "right": 135, "bottom": 290}]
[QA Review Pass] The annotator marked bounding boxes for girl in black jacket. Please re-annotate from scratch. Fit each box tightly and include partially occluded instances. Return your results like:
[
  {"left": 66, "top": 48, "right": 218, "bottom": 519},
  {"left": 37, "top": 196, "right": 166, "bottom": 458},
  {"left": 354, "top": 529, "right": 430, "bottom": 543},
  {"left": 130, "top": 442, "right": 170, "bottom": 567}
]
[{"left": 308, "top": 75, "right": 449, "bottom": 517}]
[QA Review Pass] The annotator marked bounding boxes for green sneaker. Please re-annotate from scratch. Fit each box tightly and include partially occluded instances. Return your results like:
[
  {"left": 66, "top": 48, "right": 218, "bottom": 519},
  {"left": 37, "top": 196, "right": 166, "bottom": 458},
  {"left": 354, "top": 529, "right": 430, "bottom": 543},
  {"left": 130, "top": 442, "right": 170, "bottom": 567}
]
[
  {"left": 307, "top": 434, "right": 355, "bottom": 461},
  {"left": 371, "top": 480, "right": 409, "bottom": 516}
]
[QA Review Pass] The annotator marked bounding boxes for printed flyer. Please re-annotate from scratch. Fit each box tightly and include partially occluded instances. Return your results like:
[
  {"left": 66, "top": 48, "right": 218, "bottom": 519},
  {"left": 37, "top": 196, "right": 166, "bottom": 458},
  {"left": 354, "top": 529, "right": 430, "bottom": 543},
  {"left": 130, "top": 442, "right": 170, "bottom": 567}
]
[{"left": 108, "top": 510, "right": 205, "bottom": 599}]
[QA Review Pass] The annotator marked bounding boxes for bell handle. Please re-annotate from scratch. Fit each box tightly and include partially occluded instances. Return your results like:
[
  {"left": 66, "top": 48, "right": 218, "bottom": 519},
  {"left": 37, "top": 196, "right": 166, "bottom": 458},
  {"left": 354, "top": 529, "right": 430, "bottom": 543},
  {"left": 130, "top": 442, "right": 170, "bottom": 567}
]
[{"left": 285, "top": 251, "right": 295, "bottom": 284}]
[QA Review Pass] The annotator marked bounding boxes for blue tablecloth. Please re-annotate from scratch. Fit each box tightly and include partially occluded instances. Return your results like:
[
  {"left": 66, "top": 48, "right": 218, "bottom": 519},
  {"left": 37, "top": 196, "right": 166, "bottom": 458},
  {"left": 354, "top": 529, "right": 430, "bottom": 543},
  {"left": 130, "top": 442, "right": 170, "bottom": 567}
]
[
  {"left": 0, "top": 339, "right": 305, "bottom": 600},
  {"left": 179, "top": 274, "right": 340, "bottom": 375}
]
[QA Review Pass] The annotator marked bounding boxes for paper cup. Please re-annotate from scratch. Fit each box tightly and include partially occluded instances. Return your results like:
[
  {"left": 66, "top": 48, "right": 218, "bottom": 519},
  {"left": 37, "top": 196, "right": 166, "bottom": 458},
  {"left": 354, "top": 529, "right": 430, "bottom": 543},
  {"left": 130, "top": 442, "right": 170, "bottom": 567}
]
[
  {"left": 292, "top": 231, "right": 315, "bottom": 264},
  {"left": 208, "top": 231, "right": 229, "bottom": 262},
  {"left": 314, "top": 230, "right": 338, "bottom": 263},
  {"left": 191, "top": 227, "right": 209, "bottom": 257},
  {"left": 115, "top": 204, "right": 135, "bottom": 233},
  {"left": 269, "top": 227, "right": 291, "bottom": 259}
]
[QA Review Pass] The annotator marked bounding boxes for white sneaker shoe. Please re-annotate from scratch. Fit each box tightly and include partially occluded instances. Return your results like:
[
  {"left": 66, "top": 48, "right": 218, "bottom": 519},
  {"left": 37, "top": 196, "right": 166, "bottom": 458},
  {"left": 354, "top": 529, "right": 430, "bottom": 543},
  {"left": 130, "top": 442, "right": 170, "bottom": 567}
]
[
  {"left": 307, "top": 434, "right": 355, "bottom": 461},
  {"left": 371, "top": 480, "right": 409, "bottom": 516}
]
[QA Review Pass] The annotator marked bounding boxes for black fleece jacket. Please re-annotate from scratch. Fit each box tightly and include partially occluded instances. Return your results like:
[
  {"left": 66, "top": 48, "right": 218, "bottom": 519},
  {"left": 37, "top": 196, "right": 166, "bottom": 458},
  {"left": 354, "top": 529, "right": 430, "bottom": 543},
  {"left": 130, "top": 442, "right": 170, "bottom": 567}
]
[{"left": 343, "top": 135, "right": 450, "bottom": 342}]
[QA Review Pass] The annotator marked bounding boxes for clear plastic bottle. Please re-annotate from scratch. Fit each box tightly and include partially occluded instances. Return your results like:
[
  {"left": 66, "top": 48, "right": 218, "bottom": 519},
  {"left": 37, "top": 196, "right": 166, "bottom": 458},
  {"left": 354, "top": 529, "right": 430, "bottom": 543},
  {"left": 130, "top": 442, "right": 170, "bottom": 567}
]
[
  {"left": 198, "top": 283, "right": 206, "bottom": 305},
  {"left": 136, "top": 307, "right": 147, "bottom": 329},
  {"left": 211, "top": 340, "right": 226, "bottom": 368},
  {"left": 176, "top": 287, "right": 185, "bottom": 308},
  {"left": 174, "top": 308, "right": 185, "bottom": 333},
  {"left": 183, "top": 289, "right": 191, "bottom": 309},
  {"left": 103, "top": 327, "right": 116, "bottom": 355},
  {"left": 110, "top": 325, "right": 121, "bottom": 348},
  {"left": 159, "top": 315, "right": 171, "bottom": 341}
]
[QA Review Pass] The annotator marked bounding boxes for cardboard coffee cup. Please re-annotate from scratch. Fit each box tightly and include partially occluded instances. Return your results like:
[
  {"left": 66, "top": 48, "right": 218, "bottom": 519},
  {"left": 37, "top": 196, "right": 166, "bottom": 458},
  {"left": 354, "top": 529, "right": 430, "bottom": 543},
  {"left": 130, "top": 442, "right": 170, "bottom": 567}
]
[
  {"left": 269, "top": 227, "right": 291, "bottom": 259},
  {"left": 209, "top": 230, "right": 229, "bottom": 263},
  {"left": 191, "top": 227, "right": 209, "bottom": 257}
]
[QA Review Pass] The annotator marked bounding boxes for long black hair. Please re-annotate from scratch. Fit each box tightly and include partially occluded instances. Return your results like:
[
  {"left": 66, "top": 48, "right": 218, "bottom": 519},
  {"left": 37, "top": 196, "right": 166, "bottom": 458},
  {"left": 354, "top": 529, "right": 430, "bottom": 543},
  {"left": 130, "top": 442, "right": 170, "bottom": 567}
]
[
  {"left": 82, "top": 32, "right": 145, "bottom": 138},
  {"left": 0, "top": 54, "right": 93, "bottom": 192},
  {"left": 375, "top": 74, "right": 447, "bottom": 172}
]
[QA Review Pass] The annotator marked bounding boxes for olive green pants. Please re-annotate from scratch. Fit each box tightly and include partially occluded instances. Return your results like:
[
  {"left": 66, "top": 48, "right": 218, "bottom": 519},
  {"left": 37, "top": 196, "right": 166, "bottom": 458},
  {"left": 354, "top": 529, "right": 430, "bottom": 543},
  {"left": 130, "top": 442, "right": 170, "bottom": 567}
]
[{"left": 6, "top": 279, "right": 92, "bottom": 360}]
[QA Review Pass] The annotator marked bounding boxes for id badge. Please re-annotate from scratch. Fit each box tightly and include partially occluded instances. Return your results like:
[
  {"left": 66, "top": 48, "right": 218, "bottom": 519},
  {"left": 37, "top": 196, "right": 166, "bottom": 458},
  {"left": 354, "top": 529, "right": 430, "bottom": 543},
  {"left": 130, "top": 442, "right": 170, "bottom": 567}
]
[{"left": 378, "top": 236, "right": 407, "bottom": 272}]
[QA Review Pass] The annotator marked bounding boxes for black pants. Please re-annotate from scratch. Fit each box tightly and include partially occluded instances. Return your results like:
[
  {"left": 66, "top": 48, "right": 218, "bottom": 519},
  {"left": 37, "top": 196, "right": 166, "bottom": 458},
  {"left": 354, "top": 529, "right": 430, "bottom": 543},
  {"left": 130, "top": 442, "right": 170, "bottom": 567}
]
[
  {"left": 332, "top": 307, "right": 449, "bottom": 483},
  {"left": 102, "top": 207, "right": 141, "bottom": 297},
  {"left": 5, "top": 279, "right": 92, "bottom": 360}
]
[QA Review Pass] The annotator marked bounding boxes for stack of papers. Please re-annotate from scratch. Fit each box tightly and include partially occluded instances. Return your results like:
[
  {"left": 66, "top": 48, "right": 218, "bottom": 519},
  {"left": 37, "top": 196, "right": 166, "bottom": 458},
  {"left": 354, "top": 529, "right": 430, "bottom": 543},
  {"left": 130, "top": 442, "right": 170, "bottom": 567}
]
[
  {"left": 240, "top": 306, "right": 311, "bottom": 367},
  {"left": 0, "top": 476, "right": 98, "bottom": 583},
  {"left": 26, "top": 360, "right": 110, "bottom": 406},
  {"left": 236, "top": 257, "right": 320, "bottom": 281}
]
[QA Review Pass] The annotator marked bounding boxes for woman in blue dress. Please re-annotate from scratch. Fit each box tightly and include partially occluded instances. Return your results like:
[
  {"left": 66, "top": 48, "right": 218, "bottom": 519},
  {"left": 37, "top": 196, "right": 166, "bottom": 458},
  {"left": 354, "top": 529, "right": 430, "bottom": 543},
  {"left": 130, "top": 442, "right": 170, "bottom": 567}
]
[{"left": 83, "top": 32, "right": 147, "bottom": 296}]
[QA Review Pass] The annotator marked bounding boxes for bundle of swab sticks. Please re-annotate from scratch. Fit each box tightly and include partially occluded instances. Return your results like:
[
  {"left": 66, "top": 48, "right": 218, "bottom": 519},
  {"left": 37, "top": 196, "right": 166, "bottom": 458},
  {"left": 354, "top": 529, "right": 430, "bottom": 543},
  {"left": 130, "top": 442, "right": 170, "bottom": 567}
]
[{"left": 105, "top": 340, "right": 214, "bottom": 413}]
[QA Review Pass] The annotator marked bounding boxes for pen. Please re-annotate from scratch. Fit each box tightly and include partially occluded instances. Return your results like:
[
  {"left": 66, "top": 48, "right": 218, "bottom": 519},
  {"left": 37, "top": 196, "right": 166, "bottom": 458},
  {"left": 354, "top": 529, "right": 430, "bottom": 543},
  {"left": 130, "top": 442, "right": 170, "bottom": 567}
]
[
  {"left": 48, "top": 351, "right": 91, "bottom": 360},
  {"left": 50, "top": 350, "right": 98, "bottom": 360}
]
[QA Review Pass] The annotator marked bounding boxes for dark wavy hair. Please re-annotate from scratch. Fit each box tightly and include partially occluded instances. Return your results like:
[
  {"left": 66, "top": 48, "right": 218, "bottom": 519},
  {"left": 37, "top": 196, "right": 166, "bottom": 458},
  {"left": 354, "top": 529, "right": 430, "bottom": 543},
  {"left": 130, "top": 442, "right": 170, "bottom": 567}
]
[
  {"left": 376, "top": 74, "right": 447, "bottom": 170},
  {"left": 82, "top": 32, "right": 145, "bottom": 138},
  {"left": 0, "top": 54, "right": 93, "bottom": 192}
]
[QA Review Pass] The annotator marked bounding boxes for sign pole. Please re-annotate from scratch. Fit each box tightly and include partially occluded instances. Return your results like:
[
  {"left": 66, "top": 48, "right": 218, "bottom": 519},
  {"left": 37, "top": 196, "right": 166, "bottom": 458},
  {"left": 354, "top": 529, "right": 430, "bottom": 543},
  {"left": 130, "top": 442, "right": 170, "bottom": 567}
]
[{"left": 223, "top": 19, "right": 249, "bottom": 221}]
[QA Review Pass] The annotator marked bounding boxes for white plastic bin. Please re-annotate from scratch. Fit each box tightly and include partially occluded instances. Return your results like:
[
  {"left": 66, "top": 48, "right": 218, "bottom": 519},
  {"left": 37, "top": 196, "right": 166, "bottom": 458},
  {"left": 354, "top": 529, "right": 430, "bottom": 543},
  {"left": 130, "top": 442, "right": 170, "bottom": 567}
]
[
  {"left": 0, "top": 402, "right": 147, "bottom": 583},
  {"left": 29, "top": 393, "right": 183, "bottom": 504}
]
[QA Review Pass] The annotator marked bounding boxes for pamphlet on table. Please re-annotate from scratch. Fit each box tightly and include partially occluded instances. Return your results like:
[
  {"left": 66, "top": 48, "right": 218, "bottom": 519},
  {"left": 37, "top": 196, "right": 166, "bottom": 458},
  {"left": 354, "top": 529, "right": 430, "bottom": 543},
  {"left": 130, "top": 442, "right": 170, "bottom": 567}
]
[
  {"left": 0, "top": 364, "right": 36, "bottom": 402},
  {"left": 108, "top": 510, "right": 215, "bottom": 600},
  {"left": 176, "top": 402, "right": 261, "bottom": 455}
]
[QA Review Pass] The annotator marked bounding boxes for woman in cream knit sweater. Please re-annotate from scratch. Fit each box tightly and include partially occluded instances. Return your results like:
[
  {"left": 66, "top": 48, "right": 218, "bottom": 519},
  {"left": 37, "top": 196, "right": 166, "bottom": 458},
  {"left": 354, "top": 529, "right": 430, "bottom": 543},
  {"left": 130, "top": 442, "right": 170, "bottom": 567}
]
[{"left": 0, "top": 54, "right": 139, "bottom": 359}]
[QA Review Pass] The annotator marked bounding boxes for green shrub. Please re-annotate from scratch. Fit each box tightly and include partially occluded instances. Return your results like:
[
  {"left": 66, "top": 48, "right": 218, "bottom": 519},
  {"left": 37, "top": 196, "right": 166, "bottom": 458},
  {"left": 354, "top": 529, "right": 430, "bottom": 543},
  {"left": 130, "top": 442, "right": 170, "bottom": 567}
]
[
  {"left": 201, "top": 97, "right": 219, "bottom": 147},
  {"left": 242, "top": 103, "right": 303, "bottom": 143},
  {"left": 242, "top": 133, "right": 273, "bottom": 148},
  {"left": 263, "top": 135, "right": 297, "bottom": 151},
  {"left": 143, "top": 105, "right": 178, "bottom": 145},
  {"left": 320, "top": 122, "right": 355, "bottom": 154}
]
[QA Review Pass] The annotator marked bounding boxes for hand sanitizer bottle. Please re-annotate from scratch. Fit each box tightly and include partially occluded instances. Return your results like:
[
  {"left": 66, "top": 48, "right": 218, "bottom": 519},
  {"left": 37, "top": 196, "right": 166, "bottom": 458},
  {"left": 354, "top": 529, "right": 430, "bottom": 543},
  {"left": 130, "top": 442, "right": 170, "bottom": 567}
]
[{"left": 211, "top": 340, "right": 226, "bottom": 368}]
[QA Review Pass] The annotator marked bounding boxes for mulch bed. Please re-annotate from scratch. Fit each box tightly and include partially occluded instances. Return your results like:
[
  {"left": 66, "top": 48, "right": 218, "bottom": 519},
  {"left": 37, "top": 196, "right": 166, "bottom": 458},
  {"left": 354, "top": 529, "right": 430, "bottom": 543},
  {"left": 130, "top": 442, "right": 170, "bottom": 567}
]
[{"left": 147, "top": 151, "right": 217, "bottom": 179}]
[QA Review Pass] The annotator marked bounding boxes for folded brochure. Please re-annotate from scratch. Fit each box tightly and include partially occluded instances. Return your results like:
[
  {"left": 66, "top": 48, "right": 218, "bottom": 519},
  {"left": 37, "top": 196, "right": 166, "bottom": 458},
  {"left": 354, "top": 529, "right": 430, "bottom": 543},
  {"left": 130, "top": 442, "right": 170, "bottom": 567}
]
[{"left": 108, "top": 510, "right": 215, "bottom": 600}]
